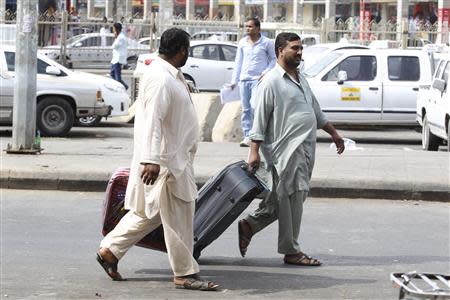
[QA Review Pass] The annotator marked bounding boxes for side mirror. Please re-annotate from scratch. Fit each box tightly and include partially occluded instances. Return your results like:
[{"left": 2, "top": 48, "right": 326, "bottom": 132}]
[
  {"left": 75, "top": 42, "right": 82, "bottom": 47},
  {"left": 337, "top": 70, "right": 348, "bottom": 85},
  {"left": 432, "top": 78, "right": 446, "bottom": 93},
  {"left": 46, "top": 66, "right": 61, "bottom": 76}
]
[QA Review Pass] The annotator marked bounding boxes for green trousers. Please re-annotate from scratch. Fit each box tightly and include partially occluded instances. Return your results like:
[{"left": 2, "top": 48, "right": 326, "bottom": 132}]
[{"left": 245, "top": 168, "right": 307, "bottom": 255}]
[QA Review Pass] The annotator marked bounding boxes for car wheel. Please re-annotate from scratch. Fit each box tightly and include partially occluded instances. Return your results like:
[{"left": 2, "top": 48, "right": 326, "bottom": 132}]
[
  {"left": 422, "top": 115, "right": 440, "bottom": 151},
  {"left": 126, "top": 56, "right": 137, "bottom": 70},
  {"left": 36, "top": 96, "right": 74, "bottom": 137},
  {"left": 76, "top": 115, "right": 102, "bottom": 127}
]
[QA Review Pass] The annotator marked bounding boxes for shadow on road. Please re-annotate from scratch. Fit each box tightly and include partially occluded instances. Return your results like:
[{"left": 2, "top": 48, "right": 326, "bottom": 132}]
[{"left": 130, "top": 267, "right": 374, "bottom": 294}]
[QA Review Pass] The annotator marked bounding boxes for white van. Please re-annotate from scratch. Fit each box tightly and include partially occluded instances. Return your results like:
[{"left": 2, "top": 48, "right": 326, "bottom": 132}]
[
  {"left": 303, "top": 49, "right": 433, "bottom": 125},
  {"left": 417, "top": 55, "right": 450, "bottom": 151}
]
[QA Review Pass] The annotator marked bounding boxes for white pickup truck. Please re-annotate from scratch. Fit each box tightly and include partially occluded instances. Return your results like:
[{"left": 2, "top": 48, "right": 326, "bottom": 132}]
[
  {"left": 0, "top": 47, "right": 129, "bottom": 136},
  {"left": 416, "top": 56, "right": 450, "bottom": 151},
  {"left": 303, "top": 49, "right": 433, "bottom": 125}
]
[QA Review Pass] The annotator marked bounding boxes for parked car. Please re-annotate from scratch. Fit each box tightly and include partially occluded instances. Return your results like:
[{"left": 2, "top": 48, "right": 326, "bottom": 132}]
[
  {"left": 39, "top": 33, "right": 148, "bottom": 69},
  {"left": 0, "top": 46, "right": 129, "bottom": 136},
  {"left": 417, "top": 55, "right": 450, "bottom": 151},
  {"left": 192, "top": 31, "right": 239, "bottom": 43},
  {"left": 134, "top": 40, "right": 237, "bottom": 92},
  {"left": 303, "top": 48, "right": 433, "bottom": 125},
  {"left": 301, "top": 42, "right": 369, "bottom": 70}
]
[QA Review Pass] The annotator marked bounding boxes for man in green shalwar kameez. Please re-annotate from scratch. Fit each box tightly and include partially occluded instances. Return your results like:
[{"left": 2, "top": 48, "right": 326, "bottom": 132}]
[{"left": 238, "top": 32, "right": 345, "bottom": 266}]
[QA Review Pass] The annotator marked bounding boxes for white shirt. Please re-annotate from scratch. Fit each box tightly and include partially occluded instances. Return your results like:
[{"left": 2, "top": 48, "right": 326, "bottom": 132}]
[
  {"left": 111, "top": 32, "right": 128, "bottom": 64},
  {"left": 124, "top": 57, "right": 199, "bottom": 215}
]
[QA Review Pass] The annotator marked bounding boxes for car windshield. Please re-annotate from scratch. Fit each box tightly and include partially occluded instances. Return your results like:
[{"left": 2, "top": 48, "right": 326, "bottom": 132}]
[
  {"left": 303, "top": 46, "right": 329, "bottom": 55},
  {"left": 66, "top": 35, "right": 85, "bottom": 45},
  {"left": 303, "top": 52, "right": 343, "bottom": 77}
]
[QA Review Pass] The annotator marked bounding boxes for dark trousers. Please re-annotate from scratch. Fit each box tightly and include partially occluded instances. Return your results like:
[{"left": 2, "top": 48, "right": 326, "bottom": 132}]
[{"left": 110, "top": 63, "right": 128, "bottom": 90}]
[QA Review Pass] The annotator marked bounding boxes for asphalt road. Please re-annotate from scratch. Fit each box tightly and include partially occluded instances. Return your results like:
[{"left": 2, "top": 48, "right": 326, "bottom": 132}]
[{"left": 1, "top": 189, "right": 449, "bottom": 299}]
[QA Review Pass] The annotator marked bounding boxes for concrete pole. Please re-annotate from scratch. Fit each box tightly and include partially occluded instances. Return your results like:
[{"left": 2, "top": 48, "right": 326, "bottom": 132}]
[
  {"left": 7, "top": 0, "right": 39, "bottom": 154},
  {"left": 234, "top": 0, "right": 245, "bottom": 39},
  {"left": 396, "top": 0, "right": 408, "bottom": 48},
  {"left": 293, "top": 1, "right": 303, "bottom": 24},
  {"left": 124, "top": 0, "right": 132, "bottom": 19},
  {"left": 437, "top": 0, "right": 450, "bottom": 44},
  {"left": 143, "top": 0, "right": 152, "bottom": 21},
  {"left": 158, "top": 0, "right": 173, "bottom": 36},
  {"left": 0, "top": 0, "right": 6, "bottom": 23},
  {"left": 209, "top": 0, "right": 218, "bottom": 20},
  {"left": 105, "top": 0, "right": 113, "bottom": 21},
  {"left": 186, "top": 0, "right": 195, "bottom": 20},
  {"left": 87, "top": 0, "right": 94, "bottom": 19},
  {"left": 325, "top": 0, "right": 336, "bottom": 20},
  {"left": 263, "top": 0, "right": 273, "bottom": 22}
]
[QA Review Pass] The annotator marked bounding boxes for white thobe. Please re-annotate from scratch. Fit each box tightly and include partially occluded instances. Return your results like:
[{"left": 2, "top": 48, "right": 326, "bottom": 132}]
[{"left": 101, "top": 57, "right": 200, "bottom": 276}]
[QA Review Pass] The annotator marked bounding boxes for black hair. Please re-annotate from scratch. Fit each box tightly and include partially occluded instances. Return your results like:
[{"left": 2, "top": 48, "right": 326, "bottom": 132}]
[
  {"left": 275, "top": 32, "right": 301, "bottom": 57},
  {"left": 113, "top": 22, "right": 122, "bottom": 33},
  {"left": 246, "top": 17, "right": 261, "bottom": 28},
  {"left": 158, "top": 28, "right": 191, "bottom": 58}
]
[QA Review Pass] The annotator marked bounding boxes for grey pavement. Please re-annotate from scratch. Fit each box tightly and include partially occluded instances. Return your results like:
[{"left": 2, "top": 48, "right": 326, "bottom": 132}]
[
  {"left": 0, "top": 124, "right": 449, "bottom": 201},
  {"left": 2, "top": 189, "right": 449, "bottom": 299}
]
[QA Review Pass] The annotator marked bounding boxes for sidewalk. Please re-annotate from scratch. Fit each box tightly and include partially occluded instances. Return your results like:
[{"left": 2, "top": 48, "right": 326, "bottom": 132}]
[{"left": 1, "top": 127, "right": 449, "bottom": 201}]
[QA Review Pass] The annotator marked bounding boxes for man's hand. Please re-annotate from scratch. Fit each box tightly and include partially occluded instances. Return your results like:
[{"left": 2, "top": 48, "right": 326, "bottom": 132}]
[
  {"left": 141, "top": 163, "right": 160, "bottom": 185},
  {"left": 332, "top": 133, "right": 345, "bottom": 154},
  {"left": 247, "top": 141, "right": 262, "bottom": 173}
]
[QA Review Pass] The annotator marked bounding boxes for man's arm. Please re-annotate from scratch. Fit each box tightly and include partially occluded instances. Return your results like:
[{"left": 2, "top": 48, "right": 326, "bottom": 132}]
[
  {"left": 261, "top": 39, "right": 277, "bottom": 76},
  {"left": 248, "top": 141, "right": 262, "bottom": 171},
  {"left": 231, "top": 42, "right": 244, "bottom": 88},
  {"left": 322, "top": 122, "right": 345, "bottom": 154}
]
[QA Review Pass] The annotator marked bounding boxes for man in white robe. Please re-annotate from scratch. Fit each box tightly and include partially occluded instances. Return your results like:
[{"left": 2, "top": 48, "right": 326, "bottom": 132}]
[
  {"left": 96, "top": 28, "right": 219, "bottom": 291},
  {"left": 238, "top": 32, "right": 345, "bottom": 266}
]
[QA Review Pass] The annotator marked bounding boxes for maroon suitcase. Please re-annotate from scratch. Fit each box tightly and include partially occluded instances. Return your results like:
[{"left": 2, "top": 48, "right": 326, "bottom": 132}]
[{"left": 102, "top": 167, "right": 166, "bottom": 252}]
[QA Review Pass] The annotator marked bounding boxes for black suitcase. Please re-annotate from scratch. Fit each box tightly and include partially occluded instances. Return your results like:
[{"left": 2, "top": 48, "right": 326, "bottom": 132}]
[
  {"left": 102, "top": 160, "right": 266, "bottom": 259},
  {"left": 192, "top": 160, "right": 266, "bottom": 259}
]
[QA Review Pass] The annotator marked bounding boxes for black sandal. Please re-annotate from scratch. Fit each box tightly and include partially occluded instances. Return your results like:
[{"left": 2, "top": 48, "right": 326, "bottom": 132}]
[{"left": 96, "top": 252, "right": 124, "bottom": 281}]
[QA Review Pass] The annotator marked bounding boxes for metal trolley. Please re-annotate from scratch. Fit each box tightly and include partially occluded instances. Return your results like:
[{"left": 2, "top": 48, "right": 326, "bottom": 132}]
[{"left": 390, "top": 272, "right": 450, "bottom": 300}]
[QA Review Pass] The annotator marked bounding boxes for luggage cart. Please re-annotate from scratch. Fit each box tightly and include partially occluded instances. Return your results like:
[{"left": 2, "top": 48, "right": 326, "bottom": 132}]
[{"left": 390, "top": 272, "right": 450, "bottom": 300}]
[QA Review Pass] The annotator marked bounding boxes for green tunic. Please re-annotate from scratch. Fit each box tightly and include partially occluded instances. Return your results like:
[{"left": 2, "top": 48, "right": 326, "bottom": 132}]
[{"left": 249, "top": 64, "right": 328, "bottom": 196}]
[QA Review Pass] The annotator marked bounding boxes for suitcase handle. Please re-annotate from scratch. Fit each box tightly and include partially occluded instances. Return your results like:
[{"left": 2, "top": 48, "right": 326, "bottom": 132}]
[{"left": 241, "top": 163, "right": 257, "bottom": 175}]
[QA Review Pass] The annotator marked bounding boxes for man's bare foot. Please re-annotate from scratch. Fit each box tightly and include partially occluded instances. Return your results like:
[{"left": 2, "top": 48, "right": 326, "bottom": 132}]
[{"left": 174, "top": 274, "right": 219, "bottom": 291}]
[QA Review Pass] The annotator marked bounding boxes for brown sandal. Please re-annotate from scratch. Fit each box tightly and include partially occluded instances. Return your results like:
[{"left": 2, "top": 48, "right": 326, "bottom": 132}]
[
  {"left": 96, "top": 252, "right": 124, "bottom": 281},
  {"left": 238, "top": 219, "right": 253, "bottom": 257},
  {"left": 284, "top": 252, "right": 322, "bottom": 266},
  {"left": 174, "top": 275, "right": 219, "bottom": 291}
]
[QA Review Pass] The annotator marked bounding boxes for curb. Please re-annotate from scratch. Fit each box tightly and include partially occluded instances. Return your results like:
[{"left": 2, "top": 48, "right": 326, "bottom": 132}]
[{"left": 2, "top": 176, "right": 448, "bottom": 202}]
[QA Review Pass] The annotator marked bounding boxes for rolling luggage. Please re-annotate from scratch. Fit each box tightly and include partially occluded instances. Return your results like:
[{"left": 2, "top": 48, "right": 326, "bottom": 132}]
[{"left": 101, "top": 161, "right": 266, "bottom": 259}]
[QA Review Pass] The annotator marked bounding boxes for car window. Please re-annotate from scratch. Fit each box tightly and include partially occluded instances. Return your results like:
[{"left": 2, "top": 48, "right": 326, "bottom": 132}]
[
  {"left": 81, "top": 36, "right": 101, "bottom": 47},
  {"left": 220, "top": 45, "right": 236, "bottom": 61},
  {"left": 388, "top": 56, "right": 420, "bottom": 81},
  {"left": 323, "top": 55, "right": 377, "bottom": 81},
  {"left": 5, "top": 51, "right": 56, "bottom": 75},
  {"left": 303, "top": 51, "right": 343, "bottom": 77},
  {"left": 440, "top": 61, "right": 450, "bottom": 84},
  {"left": 302, "top": 37, "right": 316, "bottom": 46},
  {"left": 191, "top": 45, "right": 220, "bottom": 60},
  {"left": 435, "top": 60, "right": 445, "bottom": 79},
  {"left": 5, "top": 51, "right": 15, "bottom": 71},
  {"left": 106, "top": 36, "right": 115, "bottom": 46}
]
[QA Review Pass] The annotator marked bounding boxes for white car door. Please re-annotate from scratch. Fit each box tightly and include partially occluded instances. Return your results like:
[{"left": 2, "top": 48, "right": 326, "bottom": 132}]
[
  {"left": 430, "top": 61, "right": 450, "bottom": 138},
  {"left": 309, "top": 54, "right": 382, "bottom": 122},
  {"left": 182, "top": 44, "right": 226, "bottom": 90},
  {"left": 219, "top": 44, "right": 237, "bottom": 84},
  {"left": 0, "top": 51, "right": 14, "bottom": 122},
  {"left": 381, "top": 54, "right": 421, "bottom": 123}
]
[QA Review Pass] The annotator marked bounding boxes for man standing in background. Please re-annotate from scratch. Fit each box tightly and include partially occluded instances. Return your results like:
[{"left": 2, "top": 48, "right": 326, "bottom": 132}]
[
  {"left": 110, "top": 22, "right": 128, "bottom": 90},
  {"left": 231, "top": 17, "right": 276, "bottom": 147}
]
